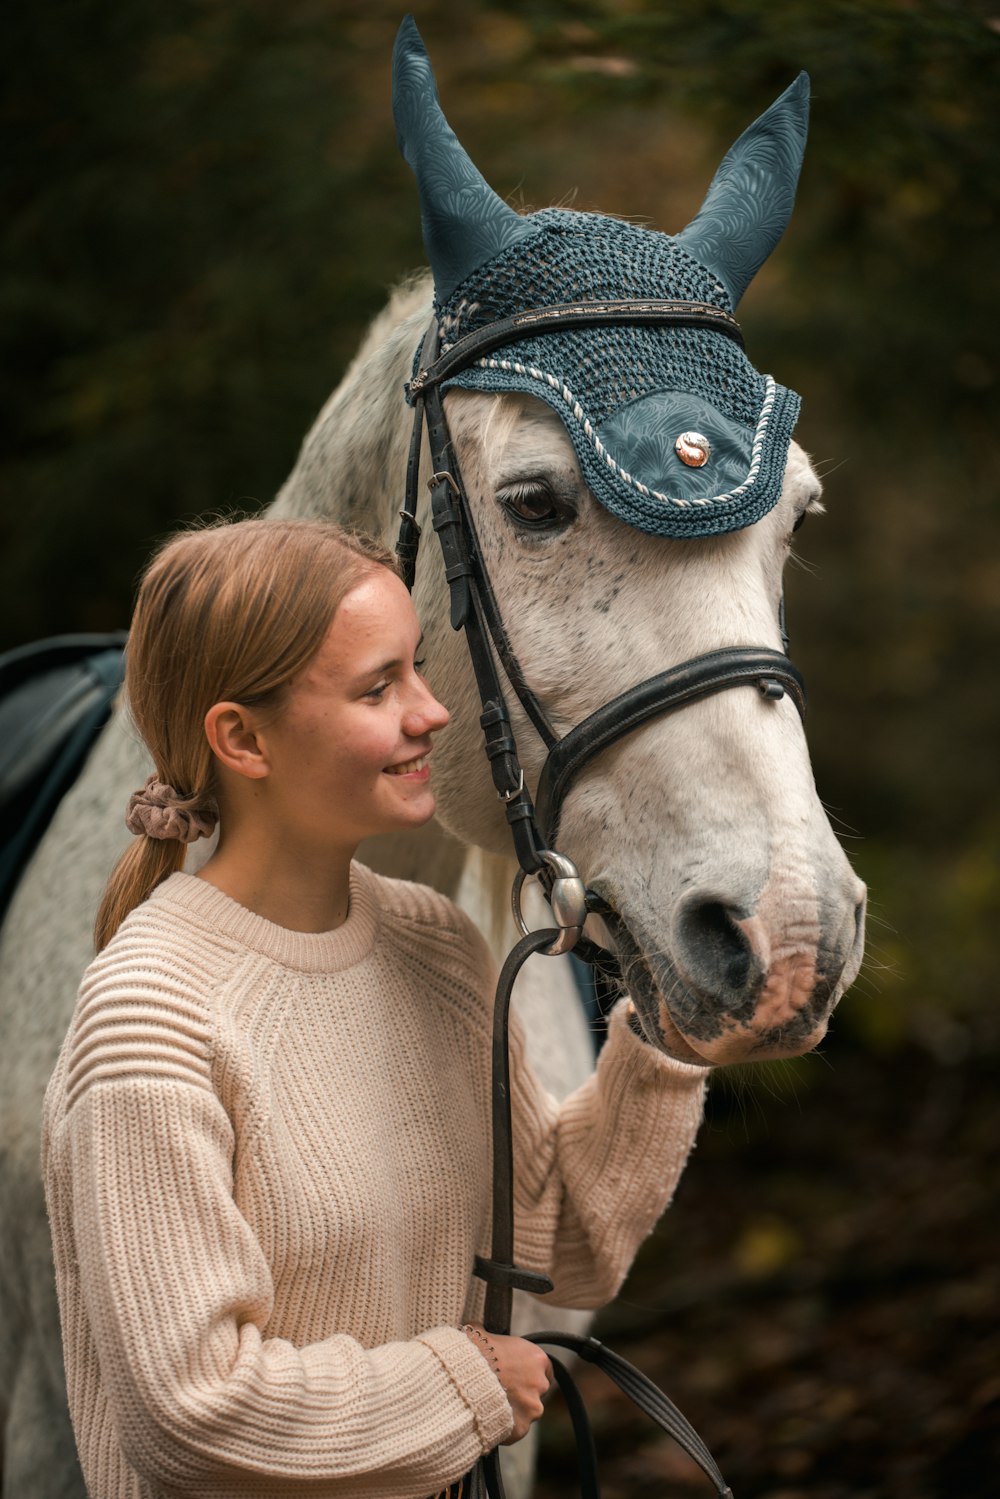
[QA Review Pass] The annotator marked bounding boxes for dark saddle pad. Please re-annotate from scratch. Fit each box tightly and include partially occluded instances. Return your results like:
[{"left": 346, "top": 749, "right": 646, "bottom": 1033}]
[{"left": 0, "top": 633, "right": 126, "bottom": 925}]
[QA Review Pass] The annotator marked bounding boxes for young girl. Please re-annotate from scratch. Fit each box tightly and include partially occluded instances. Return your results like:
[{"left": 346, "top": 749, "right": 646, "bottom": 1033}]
[{"left": 42, "top": 515, "right": 707, "bottom": 1499}]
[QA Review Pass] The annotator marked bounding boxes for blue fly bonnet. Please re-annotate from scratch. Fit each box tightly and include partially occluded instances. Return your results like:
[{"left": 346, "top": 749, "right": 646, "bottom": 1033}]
[{"left": 393, "top": 16, "right": 810, "bottom": 540}]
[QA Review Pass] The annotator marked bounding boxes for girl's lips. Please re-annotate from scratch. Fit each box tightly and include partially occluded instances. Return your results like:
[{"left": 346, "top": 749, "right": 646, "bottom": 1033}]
[{"left": 383, "top": 752, "right": 431, "bottom": 778}]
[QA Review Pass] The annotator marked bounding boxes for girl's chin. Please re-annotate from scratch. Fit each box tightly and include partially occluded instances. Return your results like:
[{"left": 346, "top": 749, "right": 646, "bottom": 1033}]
[{"left": 383, "top": 792, "right": 437, "bottom": 831}]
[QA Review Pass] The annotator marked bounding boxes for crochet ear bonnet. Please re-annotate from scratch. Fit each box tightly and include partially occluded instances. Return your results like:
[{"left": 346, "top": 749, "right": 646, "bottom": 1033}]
[{"left": 392, "top": 16, "right": 810, "bottom": 540}]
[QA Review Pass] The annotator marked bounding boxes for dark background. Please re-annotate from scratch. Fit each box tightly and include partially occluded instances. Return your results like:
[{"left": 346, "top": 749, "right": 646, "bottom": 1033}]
[{"left": 3, "top": 2, "right": 997, "bottom": 1494}]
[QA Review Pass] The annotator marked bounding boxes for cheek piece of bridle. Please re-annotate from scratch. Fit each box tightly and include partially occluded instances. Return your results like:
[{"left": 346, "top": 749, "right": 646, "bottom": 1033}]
[{"left": 398, "top": 303, "right": 806, "bottom": 1499}]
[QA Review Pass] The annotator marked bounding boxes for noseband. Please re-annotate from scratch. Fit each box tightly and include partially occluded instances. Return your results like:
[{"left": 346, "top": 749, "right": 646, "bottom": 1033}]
[{"left": 397, "top": 302, "right": 806, "bottom": 954}]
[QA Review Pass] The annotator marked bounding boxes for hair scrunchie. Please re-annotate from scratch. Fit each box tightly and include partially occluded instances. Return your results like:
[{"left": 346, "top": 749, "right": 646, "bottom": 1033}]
[{"left": 125, "top": 775, "right": 218, "bottom": 844}]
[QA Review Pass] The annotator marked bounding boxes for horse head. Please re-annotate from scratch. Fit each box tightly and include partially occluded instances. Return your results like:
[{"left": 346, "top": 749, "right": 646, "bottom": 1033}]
[
  {"left": 281, "top": 21, "right": 867, "bottom": 1068},
  {"left": 389, "top": 18, "right": 866, "bottom": 1067}
]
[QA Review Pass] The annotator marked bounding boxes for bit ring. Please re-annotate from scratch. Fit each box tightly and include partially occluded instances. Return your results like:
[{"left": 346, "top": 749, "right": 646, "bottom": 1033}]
[{"left": 511, "top": 851, "right": 588, "bottom": 956}]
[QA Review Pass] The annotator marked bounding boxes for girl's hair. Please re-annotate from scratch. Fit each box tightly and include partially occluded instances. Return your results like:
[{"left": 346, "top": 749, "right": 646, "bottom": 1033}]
[{"left": 95, "top": 516, "right": 397, "bottom": 951}]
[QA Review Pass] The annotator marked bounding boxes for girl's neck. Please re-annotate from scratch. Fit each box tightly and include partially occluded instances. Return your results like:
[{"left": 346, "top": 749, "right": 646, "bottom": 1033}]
[{"left": 196, "top": 832, "right": 354, "bottom": 934}]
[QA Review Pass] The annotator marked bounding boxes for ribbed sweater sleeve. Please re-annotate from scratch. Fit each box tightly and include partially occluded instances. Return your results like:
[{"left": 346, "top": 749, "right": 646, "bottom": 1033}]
[
  {"left": 451, "top": 912, "right": 708, "bottom": 1309},
  {"left": 510, "top": 1001, "right": 707, "bottom": 1307},
  {"left": 45, "top": 938, "right": 511, "bottom": 1499}
]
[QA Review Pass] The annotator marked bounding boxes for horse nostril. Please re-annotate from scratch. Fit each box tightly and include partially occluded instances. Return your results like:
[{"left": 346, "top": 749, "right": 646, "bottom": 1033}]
[{"left": 675, "top": 898, "right": 755, "bottom": 997}]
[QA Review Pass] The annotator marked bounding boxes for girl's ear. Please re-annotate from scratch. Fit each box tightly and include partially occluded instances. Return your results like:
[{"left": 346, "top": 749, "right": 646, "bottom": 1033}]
[{"left": 204, "top": 702, "right": 271, "bottom": 781}]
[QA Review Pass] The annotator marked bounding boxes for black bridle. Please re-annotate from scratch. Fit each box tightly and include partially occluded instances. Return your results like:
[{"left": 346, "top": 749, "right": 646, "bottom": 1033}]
[
  {"left": 398, "top": 303, "right": 805, "bottom": 925},
  {"left": 397, "top": 300, "right": 804, "bottom": 1498}
]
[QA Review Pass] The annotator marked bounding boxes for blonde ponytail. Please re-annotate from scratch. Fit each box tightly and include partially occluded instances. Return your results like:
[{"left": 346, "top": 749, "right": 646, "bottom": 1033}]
[
  {"left": 94, "top": 516, "right": 396, "bottom": 950},
  {"left": 94, "top": 836, "right": 186, "bottom": 953}
]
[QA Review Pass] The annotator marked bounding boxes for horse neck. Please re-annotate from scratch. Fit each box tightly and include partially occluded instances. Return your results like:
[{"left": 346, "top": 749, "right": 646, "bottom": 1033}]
[{"left": 269, "top": 275, "right": 432, "bottom": 543}]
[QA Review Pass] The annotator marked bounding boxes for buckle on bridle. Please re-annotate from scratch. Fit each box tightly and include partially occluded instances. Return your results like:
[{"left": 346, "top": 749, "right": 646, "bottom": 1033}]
[
  {"left": 427, "top": 468, "right": 461, "bottom": 498},
  {"left": 497, "top": 769, "right": 524, "bottom": 803}
]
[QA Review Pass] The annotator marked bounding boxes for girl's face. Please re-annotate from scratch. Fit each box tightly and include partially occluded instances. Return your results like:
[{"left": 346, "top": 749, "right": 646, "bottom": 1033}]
[{"left": 259, "top": 569, "right": 450, "bottom": 854}]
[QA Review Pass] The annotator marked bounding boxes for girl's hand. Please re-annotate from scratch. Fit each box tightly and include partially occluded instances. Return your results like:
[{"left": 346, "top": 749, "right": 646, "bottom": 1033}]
[{"left": 463, "top": 1325, "right": 553, "bottom": 1444}]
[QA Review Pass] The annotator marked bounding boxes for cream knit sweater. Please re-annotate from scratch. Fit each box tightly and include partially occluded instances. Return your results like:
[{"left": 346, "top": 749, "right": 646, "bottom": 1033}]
[{"left": 42, "top": 862, "right": 707, "bottom": 1499}]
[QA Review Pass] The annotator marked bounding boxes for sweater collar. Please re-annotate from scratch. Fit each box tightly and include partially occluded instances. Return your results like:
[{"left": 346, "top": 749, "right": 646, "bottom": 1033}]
[{"left": 151, "top": 861, "right": 381, "bottom": 973}]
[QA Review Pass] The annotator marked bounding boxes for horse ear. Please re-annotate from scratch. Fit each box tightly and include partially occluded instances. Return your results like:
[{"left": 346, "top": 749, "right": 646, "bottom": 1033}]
[
  {"left": 675, "top": 73, "right": 810, "bottom": 310},
  {"left": 392, "top": 15, "right": 535, "bottom": 304}
]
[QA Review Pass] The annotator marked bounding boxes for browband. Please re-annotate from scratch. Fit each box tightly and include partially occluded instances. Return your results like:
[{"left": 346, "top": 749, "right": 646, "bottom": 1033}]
[{"left": 407, "top": 298, "right": 744, "bottom": 398}]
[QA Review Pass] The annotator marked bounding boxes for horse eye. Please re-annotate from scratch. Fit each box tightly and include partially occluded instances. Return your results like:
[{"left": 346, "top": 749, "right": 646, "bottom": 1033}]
[{"left": 499, "top": 482, "right": 564, "bottom": 529}]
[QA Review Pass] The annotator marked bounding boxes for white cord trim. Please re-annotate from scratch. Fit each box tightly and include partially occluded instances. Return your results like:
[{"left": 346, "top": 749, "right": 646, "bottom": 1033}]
[{"left": 474, "top": 358, "right": 777, "bottom": 509}]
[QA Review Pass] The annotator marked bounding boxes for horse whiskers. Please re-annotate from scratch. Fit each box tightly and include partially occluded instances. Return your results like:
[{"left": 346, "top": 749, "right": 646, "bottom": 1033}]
[
  {"left": 712, "top": 1047, "right": 831, "bottom": 1136},
  {"left": 787, "top": 549, "right": 820, "bottom": 577},
  {"left": 811, "top": 455, "right": 849, "bottom": 481},
  {"left": 818, "top": 802, "right": 864, "bottom": 838}
]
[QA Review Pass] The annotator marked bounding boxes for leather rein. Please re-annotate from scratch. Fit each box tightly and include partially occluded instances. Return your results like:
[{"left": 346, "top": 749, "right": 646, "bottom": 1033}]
[{"left": 397, "top": 299, "right": 805, "bottom": 1497}]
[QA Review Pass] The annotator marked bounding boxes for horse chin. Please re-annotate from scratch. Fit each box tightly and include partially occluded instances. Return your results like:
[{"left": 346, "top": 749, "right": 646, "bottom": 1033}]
[{"left": 598, "top": 905, "right": 833, "bottom": 1068}]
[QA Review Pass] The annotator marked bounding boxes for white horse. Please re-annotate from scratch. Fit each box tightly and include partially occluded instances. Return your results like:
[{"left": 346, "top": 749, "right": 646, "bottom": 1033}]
[{"left": 0, "top": 32, "right": 866, "bottom": 1496}]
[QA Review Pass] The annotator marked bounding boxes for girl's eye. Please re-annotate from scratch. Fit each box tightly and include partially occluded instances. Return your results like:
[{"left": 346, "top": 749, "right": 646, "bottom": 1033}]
[
  {"left": 366, "top": 681, "right": 389, "bottom": 701},
  {"left": 413, "top": 657, "right": 426, "bottom": 672}
]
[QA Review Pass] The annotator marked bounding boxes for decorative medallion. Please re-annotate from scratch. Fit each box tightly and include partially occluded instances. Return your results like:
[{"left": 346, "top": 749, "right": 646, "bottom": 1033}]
[{"left": 675, "top": 431, "right": 711, "bottom": 468}]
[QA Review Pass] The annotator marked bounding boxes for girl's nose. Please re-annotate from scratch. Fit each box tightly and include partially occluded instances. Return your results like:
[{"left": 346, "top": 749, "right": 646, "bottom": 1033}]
[{"left": 405, "top": 676, "right": 449, "bottom": 735}]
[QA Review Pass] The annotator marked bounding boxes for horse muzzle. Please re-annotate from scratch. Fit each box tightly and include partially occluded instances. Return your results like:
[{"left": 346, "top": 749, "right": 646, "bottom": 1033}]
[{"left": 602, "top": 876, "right": 867, "bottom": 1065}]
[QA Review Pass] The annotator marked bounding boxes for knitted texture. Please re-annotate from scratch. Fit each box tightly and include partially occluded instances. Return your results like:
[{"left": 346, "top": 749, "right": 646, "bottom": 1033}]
[
  {"left": 413, "top": 209, "right": 800, "bottom": 538},
  {"left": 42, "top": 862, "right": 706, "bottom": 1499}
]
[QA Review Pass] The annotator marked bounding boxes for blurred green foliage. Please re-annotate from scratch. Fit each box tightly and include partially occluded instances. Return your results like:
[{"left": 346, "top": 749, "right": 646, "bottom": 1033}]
[{"left": 3, "top": 0, "right": 998, "bottom": 1050}]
